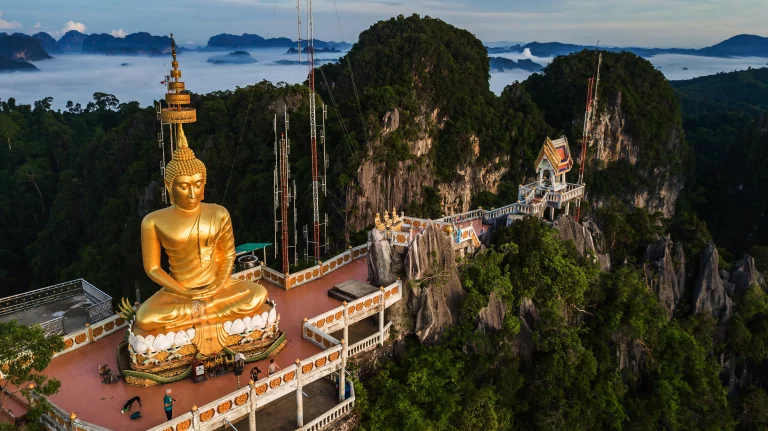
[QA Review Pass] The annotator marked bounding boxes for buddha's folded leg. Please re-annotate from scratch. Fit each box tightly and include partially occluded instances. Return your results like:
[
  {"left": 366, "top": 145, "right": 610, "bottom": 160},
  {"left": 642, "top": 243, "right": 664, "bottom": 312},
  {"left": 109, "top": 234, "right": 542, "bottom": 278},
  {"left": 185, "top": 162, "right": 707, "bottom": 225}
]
[
  {"left": 134, "top": 290, "right": 197, "bottom": 335},
  {"left": 206, "top": 279, "right": 270, "bottom": 320}
]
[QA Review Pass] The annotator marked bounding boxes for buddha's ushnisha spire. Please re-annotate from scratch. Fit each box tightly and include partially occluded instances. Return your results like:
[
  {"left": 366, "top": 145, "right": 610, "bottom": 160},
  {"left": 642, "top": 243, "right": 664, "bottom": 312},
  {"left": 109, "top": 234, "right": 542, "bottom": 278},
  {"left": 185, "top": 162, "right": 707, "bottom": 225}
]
[
  {"left": 161, "top": 33, "right": 196, "bottom": 125},
  {"left": 161, "top": 33, "right": 204, "bottom": 185}
]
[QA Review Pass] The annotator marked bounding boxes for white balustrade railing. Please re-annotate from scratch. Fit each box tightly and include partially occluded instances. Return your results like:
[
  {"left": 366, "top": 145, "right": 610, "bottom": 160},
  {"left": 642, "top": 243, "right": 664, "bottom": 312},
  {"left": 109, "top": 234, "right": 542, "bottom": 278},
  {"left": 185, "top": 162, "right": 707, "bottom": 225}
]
[
  {"left": 349, "top": 322, "right": 392, "bottom": 356},
  {"left": 483, "top": 203, "right": 518, "bottom": 220},
  {"left": 39, "top": 316, "right": 64, "bottom": 336},
  {"left": 437, "top": 208, "right": 485, "bottom": 224},
  {"left": 232, "top": 265, "right": 263, "bottom": 282},
  {"left": 304, "top": 321, "right": 341, "bottom": 350},
  {"left": 231, "top": 243, "right": 369, "bottom": 291},
  {"left": 53, "top": 313, "right": 129, "bottom": 358},
  {"left": 306, "top": 305, "right": 346, "bottom": 335},
  {"left": 298, "top": 380, "right": 356, "bottom": 431},
  {"left": 300, "top": 345, "right": 344, "bottom": 386}
]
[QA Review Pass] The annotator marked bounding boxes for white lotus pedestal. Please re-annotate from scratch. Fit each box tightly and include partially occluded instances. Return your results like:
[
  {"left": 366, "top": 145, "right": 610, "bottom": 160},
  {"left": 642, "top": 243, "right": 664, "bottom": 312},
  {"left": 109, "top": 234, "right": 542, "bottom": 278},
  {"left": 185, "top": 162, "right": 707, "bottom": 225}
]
[{"left": 118, "top": 300, "right": 286, "bottom": 386}]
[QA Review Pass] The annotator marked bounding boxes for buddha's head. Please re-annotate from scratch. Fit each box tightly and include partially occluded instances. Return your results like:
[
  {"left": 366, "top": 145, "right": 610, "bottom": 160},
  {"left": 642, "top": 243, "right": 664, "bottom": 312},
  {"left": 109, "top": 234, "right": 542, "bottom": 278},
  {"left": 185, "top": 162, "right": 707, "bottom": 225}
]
[{"left": 164, "top": 124, "right": 207, "bottom": 211}]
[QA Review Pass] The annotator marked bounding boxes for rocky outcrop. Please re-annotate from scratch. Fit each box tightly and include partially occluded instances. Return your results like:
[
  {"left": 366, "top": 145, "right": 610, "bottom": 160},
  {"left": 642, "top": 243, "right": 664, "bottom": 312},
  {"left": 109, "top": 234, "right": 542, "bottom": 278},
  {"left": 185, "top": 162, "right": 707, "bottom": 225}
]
[
  {"left": 612, "top": 332, "right": 649, "bottom": 382},
  {"left": 476, "top": 291, "right": 505, "bottom": 333},
  {"left": 692, "top": 242, "right": 733, "bottom": 320},
  {"left": 345, "top": 107, "right": 508, "bottom": 230},
  {"left": 730, "top": 255, "right": 766, "bottom": 296},
  {"left": 514, "top": 297, "right": 539, "bottom": 366},
  {"left": 589, "top": 92, "right": 684, "bottom": 218},
  {"left": 367, "top": 229, "right": 402, "bottom": 286},
  {"left": 0, "top": 33, "right": 52, "bottom": 61},
  {"left": 386, "top": 223, "right": 464, "bottom": 343},
  {"left": 643, "top": 236, "right": 686, "bottom": 318},
  {"left": 553, "top": 215, "right": 611, "bottom": 271}
]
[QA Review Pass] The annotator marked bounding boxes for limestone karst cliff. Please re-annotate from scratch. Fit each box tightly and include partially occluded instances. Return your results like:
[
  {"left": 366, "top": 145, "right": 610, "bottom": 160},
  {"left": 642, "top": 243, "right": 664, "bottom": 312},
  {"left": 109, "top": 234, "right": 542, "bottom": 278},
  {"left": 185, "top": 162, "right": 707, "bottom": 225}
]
[
  {"left": 553, "top": 215, "right": 611, "bottom": 272},
  {"left": 525, "top": 51, "right": 688, "bottom": 218},
  {"left": 345, "top": 107, "right": 508, "bottom": 230},
  {"left": 368, "top": 222, "right": 465, "bottom": 343},
  {"left": 643, "top": 235, "right": 686, "bottom": 319}
]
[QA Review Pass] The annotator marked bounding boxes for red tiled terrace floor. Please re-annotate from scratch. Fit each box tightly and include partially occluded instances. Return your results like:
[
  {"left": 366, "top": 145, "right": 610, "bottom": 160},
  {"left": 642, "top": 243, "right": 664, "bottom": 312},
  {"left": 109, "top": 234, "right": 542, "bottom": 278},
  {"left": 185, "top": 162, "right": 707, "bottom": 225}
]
[{"left": 43, "top": 258, "right": 368, "bottom": 431}]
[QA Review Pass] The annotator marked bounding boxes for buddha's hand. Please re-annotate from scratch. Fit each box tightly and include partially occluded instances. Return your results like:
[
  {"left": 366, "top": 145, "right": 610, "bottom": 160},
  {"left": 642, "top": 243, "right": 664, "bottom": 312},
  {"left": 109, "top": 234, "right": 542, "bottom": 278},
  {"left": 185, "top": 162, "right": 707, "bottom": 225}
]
[{"left": 191, "top": 277, "right": 226, "bottom": 300}]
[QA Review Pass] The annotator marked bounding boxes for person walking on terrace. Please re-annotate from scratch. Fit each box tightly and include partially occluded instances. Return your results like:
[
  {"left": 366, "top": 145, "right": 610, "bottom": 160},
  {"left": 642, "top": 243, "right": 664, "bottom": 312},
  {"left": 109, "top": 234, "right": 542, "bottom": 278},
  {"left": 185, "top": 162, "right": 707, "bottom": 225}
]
[
  {"left": 268, "top": 359, "right": 281, "bottom": 376},
  {"left": 163, "top": 389, "right": 176, "bottom": 420}
]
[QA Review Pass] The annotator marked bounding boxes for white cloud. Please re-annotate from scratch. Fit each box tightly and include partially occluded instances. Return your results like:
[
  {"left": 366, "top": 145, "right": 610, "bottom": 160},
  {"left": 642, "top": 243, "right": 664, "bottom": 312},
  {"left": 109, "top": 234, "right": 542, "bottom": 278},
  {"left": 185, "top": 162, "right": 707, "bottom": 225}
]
[
  {"left": 0, "top": 11, "right": 22, "bottom": 30},
  {"left": 62, "top": 20, "right": 86, "bottom": 33},
  {"left": 33, "top": 22, "right": 42, "bottom": 29},
  {"left": 111, "top": 29, "right": 127, "bottom": 38}
]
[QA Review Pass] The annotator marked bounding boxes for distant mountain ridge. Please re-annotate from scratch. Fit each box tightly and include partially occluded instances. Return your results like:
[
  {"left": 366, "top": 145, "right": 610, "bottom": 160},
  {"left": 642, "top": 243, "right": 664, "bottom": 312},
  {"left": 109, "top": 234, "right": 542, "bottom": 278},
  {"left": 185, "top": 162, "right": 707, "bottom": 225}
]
[
  {"left": 206, "top": 33, "right": 351, "bottom": 51},
  {"left": 0, "top": 32, "right": 51, "bottom": 61},
  {"left": 82, "top": 32, "right": 175, "bottom": 56},
  {"left": 487, "top": 34, "right": 768, "bottom": 58},
  {"left": 489, "top": 56, "right": 542, "bottom": 72},
  {"left": 2, "top": 29, "right": 764, "bottom": 62}
]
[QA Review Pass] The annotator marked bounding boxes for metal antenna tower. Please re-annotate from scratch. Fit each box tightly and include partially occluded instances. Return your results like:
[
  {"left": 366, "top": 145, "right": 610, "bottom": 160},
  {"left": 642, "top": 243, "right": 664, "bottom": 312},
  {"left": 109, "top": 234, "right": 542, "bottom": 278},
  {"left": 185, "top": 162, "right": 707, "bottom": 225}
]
[
  {"left": 296, "top": 0, "right": 302, "bottom": 62},
  {"left": 576, "top": 50, "right": 602, "bottom": 220},
  {"left": 306, "top": 0, "right": 322, "bottom": 263},
  {"left": 274, "top": 112, "right": 296, "bottom": 274}
]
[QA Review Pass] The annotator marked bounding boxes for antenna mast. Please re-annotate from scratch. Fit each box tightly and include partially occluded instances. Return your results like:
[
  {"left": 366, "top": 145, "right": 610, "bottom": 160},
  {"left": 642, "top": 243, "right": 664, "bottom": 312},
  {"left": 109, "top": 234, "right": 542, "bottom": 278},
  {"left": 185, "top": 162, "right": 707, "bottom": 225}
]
[
  {"left": 274, "top": 112, "right": 295, "bottom": 274},
  {"left": 296, "top": 0, "right": 302, "bottom": 62},
  {"left": 576, "top": 50, "right": 602, "bottom": 220},
  {"left": 307, "top": 0, "right": 322, "bottom": 263}
]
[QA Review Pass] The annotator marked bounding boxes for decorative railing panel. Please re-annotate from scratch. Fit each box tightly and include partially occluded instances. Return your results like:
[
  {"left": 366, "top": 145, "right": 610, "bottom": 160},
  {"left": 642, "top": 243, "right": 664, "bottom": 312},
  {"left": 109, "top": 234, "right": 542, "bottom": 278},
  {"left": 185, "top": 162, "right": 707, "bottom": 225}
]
[
  {"left": 39, "top": 317, "right": 64, "bottom": 336},
  {"left": 261, "top": 267, "right": 286, "bottom": 287},
  {"left": 304, "top": 322, "right": 341, "bottom": 350},
  {"left": 306, "top": 305, "right": 346, "bottom": 337},
  {"left": 437, "top": 209, "right": 484, "bottom": 224},
  {"left": 53, "top": 314, "right": 128, "bottom": 358},
  {"left": 81, "top": 279, "right": 111, "bottom": 304},
  {"left": 86, "top": 300, "right": 113, "bottom": 324},
  {"left": 233, "top": 265, "right": 263, "bottom": 283},
  {"left": 483, "top": 204, "right": 518, "bottom": 220},
  {"left": 300, "top": 345, "right": 343, "bottom": 386},
  {"left": 0, "top": 280, "right": 81, "bottom": 316},
  {"left": 348, "top": 322, "right": 392, "bottom": 357},
  {"left": 298, "top": 381, "right": 355, "bottom": 431}
]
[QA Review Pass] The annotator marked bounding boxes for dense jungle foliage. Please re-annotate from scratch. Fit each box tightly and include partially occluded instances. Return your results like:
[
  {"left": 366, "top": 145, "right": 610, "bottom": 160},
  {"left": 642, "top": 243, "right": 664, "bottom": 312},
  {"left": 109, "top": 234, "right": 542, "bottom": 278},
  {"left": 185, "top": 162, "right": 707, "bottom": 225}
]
[
  {"left": 672, "top": 68, "right": 768, "bottom": 255},
  {"left": 358, "top": 216, "right": 768, "bottom": 431}
]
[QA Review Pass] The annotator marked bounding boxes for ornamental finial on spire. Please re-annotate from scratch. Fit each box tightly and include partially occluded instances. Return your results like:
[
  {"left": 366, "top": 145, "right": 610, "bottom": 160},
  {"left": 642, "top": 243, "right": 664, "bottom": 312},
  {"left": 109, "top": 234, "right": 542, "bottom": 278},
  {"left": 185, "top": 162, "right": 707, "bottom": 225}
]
[{"left": 161, "top": 33, "right": 196, "bottom": 124}]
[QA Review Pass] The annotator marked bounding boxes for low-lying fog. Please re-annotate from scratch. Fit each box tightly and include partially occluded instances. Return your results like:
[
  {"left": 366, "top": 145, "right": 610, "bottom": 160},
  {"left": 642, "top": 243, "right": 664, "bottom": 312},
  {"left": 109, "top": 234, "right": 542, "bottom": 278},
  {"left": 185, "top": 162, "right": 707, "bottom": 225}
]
[{"left": 1, "top": 48, "right": 766, "bottom": 110}]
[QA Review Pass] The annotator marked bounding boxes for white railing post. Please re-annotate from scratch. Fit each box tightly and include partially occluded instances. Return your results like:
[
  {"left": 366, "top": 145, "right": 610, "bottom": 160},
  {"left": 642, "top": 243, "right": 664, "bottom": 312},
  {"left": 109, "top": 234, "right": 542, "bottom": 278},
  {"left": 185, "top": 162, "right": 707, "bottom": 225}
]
[
  {"left": 191, "top": 405, "right": 200, "bottom": 430},
  {"left": 295, "top": 359, "right": 304, "bottom": 427},
  {"left": 338, "top": 339, "right": 347, "bottom": 402},
  {"left": 342, "top": 301, "right": 349, "bottom": 343},
  {"left": 249, "top": 380, "right": 257, "bottom": 431},
  {"left": 378, "top": 286, "right": 385, "bottom": 345}
]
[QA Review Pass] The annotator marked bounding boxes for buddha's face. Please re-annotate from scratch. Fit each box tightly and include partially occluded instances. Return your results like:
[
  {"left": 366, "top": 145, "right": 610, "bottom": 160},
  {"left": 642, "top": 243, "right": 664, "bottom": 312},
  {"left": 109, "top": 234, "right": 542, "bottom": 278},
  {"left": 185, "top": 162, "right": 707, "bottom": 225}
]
[{"left": 168, "top": 173, "right": 205, "bottom": 211}]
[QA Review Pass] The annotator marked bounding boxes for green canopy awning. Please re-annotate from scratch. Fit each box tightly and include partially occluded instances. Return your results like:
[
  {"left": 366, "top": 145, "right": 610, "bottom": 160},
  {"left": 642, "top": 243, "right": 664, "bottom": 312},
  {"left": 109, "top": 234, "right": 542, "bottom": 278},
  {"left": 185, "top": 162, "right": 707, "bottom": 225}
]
[{"left": 235, "top": 243, "right": 272, "bottom": 256}]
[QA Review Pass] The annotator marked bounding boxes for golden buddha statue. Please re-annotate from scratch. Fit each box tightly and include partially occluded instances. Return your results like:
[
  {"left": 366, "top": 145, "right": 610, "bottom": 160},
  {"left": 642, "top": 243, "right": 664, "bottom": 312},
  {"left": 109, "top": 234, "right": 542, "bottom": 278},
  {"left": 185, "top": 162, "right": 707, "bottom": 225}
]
[
  {"left": 132, "top": 38, "right": 269, "bottom": 356},
  {"left": 134, "top": 124, "right": 269, "bottom": 355}
]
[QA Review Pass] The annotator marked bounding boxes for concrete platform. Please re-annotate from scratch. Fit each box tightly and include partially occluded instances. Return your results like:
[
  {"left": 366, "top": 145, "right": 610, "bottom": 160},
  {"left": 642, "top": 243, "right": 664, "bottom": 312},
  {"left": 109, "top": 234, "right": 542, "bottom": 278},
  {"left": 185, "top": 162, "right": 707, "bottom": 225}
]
[
  {"left": 327, "top": 279, "right": 378, "bottom": 302},
  {"left": 0, "top": 294, "right": 93, "bottom": 334},
  {"left": 35, "top": 258, "right": 368, "bottom": 431}
]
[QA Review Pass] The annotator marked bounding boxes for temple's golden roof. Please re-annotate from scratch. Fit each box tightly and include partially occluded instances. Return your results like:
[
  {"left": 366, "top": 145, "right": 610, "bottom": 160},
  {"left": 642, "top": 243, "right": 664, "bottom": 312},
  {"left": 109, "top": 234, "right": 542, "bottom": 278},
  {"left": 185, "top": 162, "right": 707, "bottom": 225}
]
[
  {"left": 534, "top": 136, "right": 573, "bottom": 174},
  {"left": 161, "top": 34, "right": 196, "bottom": 124}
]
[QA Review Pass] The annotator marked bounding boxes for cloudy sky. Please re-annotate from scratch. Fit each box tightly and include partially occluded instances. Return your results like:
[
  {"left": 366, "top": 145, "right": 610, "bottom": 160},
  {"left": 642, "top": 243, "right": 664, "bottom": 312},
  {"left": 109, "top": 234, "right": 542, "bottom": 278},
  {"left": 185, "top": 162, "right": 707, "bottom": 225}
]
[{"left": 1, "top": 0, "right": 765, "bottom": 48}]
